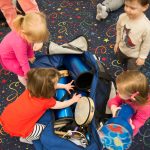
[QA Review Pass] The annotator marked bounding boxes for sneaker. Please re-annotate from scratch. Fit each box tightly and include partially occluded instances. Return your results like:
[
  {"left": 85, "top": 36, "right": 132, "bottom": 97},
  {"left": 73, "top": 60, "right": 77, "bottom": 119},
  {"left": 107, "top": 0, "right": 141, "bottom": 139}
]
[
  {"left": 19, "top": 137, "right": 33, "bottom": 144},
  {"left": 96, "top": 3, "right": 108, "bottom": 20}
]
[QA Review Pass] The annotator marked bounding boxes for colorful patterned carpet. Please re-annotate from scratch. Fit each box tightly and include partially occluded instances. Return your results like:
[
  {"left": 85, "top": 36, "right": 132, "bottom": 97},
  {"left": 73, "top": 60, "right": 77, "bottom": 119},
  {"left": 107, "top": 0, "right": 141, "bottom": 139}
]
[{"left": 0, "top": 0, "right": 150, "bottom": 150}]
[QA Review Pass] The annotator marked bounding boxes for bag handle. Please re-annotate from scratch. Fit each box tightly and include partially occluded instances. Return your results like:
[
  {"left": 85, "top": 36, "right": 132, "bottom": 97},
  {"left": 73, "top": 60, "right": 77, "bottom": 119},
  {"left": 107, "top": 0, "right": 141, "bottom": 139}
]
[{"left": 62, "top": 43, "right": 84, "bottom": 52}]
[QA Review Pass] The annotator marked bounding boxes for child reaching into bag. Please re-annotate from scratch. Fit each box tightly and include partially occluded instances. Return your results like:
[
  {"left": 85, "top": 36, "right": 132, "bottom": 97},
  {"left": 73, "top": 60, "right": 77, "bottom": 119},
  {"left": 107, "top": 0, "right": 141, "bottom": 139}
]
[
  {"left": 0, "top": 12, "right": 49, "bottom": 86},
  {"left": 108, "top": 70, "right": 150, "bottom": 136},
  {"left": 114, "top": 0, "right": 150, "bottom": 70},
  {"left": 0, "top": 68, "right": 81, "bottom": 144}
]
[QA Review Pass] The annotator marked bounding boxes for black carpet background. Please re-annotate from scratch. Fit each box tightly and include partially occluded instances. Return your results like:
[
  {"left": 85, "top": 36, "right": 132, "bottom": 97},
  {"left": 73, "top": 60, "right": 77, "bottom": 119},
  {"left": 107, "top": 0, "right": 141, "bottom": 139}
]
[{"left": 0, "top": 0, "right": 150, "bottom": 149}]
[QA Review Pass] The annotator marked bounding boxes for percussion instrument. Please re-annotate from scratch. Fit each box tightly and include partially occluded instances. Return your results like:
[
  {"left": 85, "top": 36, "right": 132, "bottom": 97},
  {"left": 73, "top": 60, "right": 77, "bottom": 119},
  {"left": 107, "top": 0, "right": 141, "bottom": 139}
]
[
  {"left": 63, "top": 55, "right": 93, "bottom": 91},
  {"left": 54, "top": 75, "right": 73, "bottom": 127},
  {"left": 55, "top": 130, "right": 88, "bottom": 148},
  {"left": 55, "top": 130, "right": 81, "bottom": 139},
  {"left": 75, "top": 96, "right": 95, "bottom": 126},
  {"left": 54, "top": 119, "right": 72, "bottom": 129},
  {"left": 98, "top": 104, "right": 134, "bottom": 150}
]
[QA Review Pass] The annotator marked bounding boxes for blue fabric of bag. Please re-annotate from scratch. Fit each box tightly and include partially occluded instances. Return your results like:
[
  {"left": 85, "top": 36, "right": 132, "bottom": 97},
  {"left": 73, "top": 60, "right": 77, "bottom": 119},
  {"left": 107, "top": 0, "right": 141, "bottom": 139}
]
[{"left": 32, "top": 51, "right": 111, "bottom": 150}]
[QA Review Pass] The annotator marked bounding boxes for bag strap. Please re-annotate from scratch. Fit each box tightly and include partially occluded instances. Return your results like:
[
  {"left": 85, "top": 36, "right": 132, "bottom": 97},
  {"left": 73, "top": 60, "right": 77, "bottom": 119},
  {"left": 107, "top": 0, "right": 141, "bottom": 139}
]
[
  {"left": 62, "top": 43, "right": 84, "bottom": 52},
  {"left": 92, "top": 54, "right": 114, "bottom": 82}
]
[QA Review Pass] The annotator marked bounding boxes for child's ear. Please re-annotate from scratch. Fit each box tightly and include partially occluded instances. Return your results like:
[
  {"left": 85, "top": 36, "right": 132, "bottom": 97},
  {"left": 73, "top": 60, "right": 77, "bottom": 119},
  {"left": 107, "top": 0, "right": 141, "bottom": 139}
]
[{"left": 143, "top": 4, "right": 149, "bottom": 12}]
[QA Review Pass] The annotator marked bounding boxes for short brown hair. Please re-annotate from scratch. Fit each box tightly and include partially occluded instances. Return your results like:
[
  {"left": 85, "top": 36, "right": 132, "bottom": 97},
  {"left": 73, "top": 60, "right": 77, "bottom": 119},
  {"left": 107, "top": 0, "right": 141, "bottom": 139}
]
[
  {"left": 27, "top": 68, "right": 60, "bottom": 98},
  {"left": 13, "top": 12, "right": 50, "bottom": 42},
  {"left": 116, "top": 70, "right": 149, "bottom": 105},
  {"left": 125, "top": 0, "right": 150, "bottom": 6}
]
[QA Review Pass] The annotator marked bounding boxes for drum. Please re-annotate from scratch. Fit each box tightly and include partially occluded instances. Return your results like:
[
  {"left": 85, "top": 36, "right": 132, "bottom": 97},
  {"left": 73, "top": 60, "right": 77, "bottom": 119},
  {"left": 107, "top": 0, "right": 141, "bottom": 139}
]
[
  {"left": 98, "top": 104, "right": 134, "bottom": 150},
  {"left": 75, "top": 96, "right": 95, "bottom": 126},
  {"left": 63, "top": 55, "right": 93, "bottom": 91},
  {"left": 54, "top": 75, "right": 73, "bottom": 128},
  {"left": 54, "top": 119, "right": 72, "bottom": 129}
]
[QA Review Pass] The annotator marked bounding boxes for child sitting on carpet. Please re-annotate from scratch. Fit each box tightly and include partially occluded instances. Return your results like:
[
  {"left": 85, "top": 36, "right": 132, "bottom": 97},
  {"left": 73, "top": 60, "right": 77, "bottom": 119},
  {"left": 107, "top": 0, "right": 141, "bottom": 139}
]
[
  {"left": 114, "top": 0, "right": 150, "bottom": 70},
  {"left": 0, "top": 68, "right": 81, "bottom": 144},
  {"left": 0, "top": 12, "right": 49, "bottom": 86},
  {"left": 108, "top": 70, "right": 150, "bottom": 136}
]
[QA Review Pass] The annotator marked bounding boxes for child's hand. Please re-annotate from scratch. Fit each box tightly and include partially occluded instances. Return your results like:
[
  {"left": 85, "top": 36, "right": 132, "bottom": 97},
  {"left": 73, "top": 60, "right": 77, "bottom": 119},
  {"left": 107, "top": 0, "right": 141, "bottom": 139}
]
[
  {"left": 33, "top": 42, "right": 43, "bottom": 51},
  {"left": 114, "top": 43, "right": 119, "bottom": 53},
  {"left": 136, "top": 58, "right": 145, "bottom": 66},
  {"left": 65, "top": 80, "right": 75, "bottom": 94},
  {"left": 71, "top": 93, "right": 82, "bottom": 103},
  {"left": 111, "top": 105, "right": 121, "bottom": 117},
  {"left": 28, "top": 57, "right": 36, "bottom": 63},
  {"left": 129, "top": 119, "right": 135, "bottom": 130}
]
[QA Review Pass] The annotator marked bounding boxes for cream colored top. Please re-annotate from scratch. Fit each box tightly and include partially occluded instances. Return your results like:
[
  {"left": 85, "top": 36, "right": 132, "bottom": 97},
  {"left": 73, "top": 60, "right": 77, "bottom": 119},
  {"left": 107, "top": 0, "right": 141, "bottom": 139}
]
[{"left": 116, "top": 13, "right": 150, "bottom": 59}]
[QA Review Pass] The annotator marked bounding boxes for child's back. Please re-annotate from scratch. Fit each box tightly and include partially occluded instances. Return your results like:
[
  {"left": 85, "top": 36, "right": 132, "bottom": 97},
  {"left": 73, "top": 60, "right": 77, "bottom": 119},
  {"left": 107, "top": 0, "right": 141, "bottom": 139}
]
[{"left": 0, "top": 31, "right": 33, "bottom": 76}]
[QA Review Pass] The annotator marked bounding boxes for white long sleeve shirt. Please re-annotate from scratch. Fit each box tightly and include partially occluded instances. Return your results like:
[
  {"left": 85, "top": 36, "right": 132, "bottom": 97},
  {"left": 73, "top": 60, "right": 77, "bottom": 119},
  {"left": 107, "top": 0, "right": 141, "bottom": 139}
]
[{"left": 116, "top": 13, "right": 150, "bottom": 59}]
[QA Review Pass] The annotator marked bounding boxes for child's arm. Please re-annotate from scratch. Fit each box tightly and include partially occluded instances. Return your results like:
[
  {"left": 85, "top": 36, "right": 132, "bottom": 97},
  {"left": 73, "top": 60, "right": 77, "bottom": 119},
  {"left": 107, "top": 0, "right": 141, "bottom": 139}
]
[
  {"left": 108, "top": 95, "right": 123, "bottom": 117},
  {"left": 56, "top": 80, "right": 74, "bottom": 94},
  {"left": 136, "top": 29, "right": 150, "bottom": 66},
  {"left": 27, "top": 44, "right": 36, "bottom": 63},
  {"left": 114, "top": 14, "right": 123, "bottom": 53},
  {"left": 27, "top": 43, "right": 35, "bottom": 58},
  {"left": 51, "top": 93, "right": 81, "bottom": 109},
  {"left": 131, "top": 107, "right": 150, "bottom": 136},
  {"left": 108, "top": 95, "right": 123, "bottom": 108},
  {"left": 110, "top": 105, "right": 121, "bottom": 117},
  {"left": 14, "top": 41, "right": 31, "bottom": 76}
]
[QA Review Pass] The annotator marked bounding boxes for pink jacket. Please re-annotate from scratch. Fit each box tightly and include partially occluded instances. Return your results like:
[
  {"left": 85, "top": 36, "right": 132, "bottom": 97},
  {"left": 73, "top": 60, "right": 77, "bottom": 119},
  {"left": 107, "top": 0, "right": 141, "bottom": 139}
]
[
  {"left": 108, "top": 95, "right": 150, "bottom": 136},
  {"left": 0, "top": 31, "right": 34, "bottom": 76}
]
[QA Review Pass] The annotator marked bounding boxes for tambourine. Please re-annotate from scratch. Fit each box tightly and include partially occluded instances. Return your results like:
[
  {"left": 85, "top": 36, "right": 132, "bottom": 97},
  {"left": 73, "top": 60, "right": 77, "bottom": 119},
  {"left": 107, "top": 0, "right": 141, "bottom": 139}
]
[{"left": 75, "top": 96, "right": 95, "bottom": 126}]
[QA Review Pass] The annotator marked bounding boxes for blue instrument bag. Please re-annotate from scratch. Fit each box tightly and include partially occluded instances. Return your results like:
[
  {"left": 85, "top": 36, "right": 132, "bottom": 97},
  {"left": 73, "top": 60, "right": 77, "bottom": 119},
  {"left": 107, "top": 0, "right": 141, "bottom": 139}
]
[{"left": 31, "top": 51, "right": 112, "bottom": 150}]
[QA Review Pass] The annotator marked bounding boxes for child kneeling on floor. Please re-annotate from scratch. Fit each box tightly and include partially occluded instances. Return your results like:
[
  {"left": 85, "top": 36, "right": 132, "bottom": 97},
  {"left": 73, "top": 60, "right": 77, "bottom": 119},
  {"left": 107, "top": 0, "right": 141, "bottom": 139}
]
[
  {"left": 108, "top": 70, "right": 150, "bottom": 136},
  {"left": 0, "top": 68, "right": 81, "bottom": 144}
]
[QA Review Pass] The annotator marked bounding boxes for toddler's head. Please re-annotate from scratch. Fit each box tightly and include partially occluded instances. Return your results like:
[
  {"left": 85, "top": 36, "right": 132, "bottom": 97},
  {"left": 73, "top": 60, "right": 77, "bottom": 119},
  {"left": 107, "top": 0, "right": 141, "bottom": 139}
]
[
  {"left": 124, "top": 0, "right": 149, "bottom": 19},
  {"left": 13, "top": 12, "right": 49, "bottom": 43},
  {"left": 27, "top": 68, "right": 60, "bottom": 98},
  {"left": 116, "top": 70, "right": 149, "bottom": 105}
]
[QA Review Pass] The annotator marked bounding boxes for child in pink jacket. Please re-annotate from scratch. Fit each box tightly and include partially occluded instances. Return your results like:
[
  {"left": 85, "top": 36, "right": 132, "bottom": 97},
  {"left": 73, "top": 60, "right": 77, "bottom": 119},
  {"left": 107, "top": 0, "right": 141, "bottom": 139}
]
[
  {"left": 108, "top": 70, "right": 150, "bottom": 136},
  {"left": 0, "top": 12, "right": 49, "bottom": 86}
]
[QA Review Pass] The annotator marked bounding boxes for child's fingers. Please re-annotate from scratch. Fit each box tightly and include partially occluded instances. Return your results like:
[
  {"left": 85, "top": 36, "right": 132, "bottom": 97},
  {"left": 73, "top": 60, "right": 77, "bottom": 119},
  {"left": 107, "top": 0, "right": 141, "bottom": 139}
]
[
  {"left": 70, "top": 85, "right": 75, "bottom": 88},
  {"left": 73, "top": 93, "right": 81, "bottom": 98},
  {"left": 70, "top": 80, "right": 74, "bottom": 83},
  {"left": 129, "top": 119, "right": 135, "bottom": 129},
  {"left": 112, "top": 107, "right": 121, "bottom": 117}
]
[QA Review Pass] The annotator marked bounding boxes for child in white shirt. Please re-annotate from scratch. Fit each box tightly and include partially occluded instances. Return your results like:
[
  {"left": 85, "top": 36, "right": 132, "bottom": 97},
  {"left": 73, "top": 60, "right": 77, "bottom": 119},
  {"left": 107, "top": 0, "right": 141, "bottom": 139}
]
[{"left": 114, "top": 0, "right": 150, "bottom": 70}]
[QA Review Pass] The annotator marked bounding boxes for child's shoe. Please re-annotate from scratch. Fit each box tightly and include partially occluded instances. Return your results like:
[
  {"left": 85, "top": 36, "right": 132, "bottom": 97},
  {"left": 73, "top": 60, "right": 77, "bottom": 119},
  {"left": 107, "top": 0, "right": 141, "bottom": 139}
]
[
  {"left": 19, "top": 137, "right": 33, "bottom": 144},
  {"left": 96, "top": 3, "right": 108, "bottom": 20}
]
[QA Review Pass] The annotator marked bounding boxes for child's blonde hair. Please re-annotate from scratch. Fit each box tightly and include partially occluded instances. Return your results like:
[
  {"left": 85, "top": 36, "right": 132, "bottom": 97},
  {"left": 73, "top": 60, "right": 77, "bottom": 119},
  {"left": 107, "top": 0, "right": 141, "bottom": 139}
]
[
  {"left": 13, "top": 12, "right": 49, "bottom": 43},
  {"left": 116, "top": 70, "right": 149, "bottom": 105}
]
